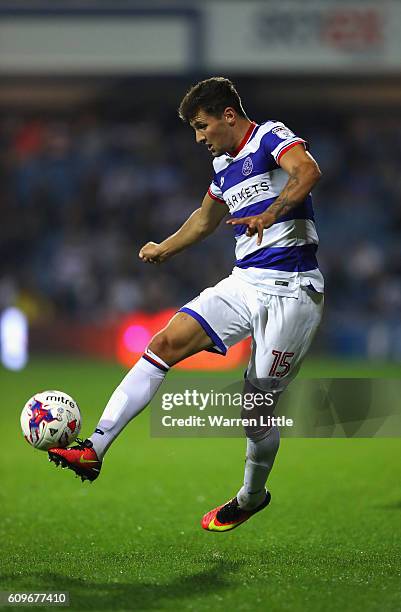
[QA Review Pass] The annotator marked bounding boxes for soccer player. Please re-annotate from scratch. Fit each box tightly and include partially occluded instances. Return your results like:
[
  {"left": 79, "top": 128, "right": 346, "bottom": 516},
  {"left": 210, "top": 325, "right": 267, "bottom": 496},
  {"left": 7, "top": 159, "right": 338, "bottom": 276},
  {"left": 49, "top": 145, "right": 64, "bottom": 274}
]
[{"left": 49, "top": 77, "right": 324, "bottom": 532}]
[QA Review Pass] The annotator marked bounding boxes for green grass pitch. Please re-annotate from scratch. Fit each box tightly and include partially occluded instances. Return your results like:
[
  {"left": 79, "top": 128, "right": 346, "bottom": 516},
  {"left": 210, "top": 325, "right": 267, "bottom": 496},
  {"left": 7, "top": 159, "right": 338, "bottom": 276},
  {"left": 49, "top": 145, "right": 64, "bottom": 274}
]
[{"left": 1, "top": 356, "right": 400, "bottom": 611}]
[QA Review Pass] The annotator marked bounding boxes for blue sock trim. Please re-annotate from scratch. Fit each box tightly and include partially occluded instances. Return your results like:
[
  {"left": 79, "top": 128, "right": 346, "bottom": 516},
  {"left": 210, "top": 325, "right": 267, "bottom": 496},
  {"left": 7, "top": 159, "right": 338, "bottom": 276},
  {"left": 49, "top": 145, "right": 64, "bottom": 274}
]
[
  {"left": 142, "top": 354, "right": 169, "bottom": 372},
  {"left": 179, "top": 307, "right": 227, "bottom": 356}
]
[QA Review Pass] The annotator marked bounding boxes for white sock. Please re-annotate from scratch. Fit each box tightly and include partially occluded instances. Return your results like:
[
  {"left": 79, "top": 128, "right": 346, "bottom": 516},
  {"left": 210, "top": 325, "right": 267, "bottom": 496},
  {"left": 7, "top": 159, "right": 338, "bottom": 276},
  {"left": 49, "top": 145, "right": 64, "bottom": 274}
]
[
  {"left": 89, "top": 350, "right": 169, "bottom": 459},
  {"left": 237, "top": 426, "right": 280, "bottom": 510}
]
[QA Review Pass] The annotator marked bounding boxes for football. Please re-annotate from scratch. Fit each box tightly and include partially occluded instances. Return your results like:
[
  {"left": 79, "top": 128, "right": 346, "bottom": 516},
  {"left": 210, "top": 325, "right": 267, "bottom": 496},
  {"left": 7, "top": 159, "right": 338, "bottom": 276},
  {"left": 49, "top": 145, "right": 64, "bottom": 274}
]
[{"left": 21, "top": 390, "right": 81, "bottom": 451}]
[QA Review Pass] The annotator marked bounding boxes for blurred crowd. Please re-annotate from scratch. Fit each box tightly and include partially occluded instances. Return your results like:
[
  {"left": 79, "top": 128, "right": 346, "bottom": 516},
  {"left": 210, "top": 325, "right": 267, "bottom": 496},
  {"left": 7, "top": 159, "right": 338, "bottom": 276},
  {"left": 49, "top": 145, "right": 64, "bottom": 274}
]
[
  {"left": 1, "top": 106, "right": 401, "bottom": 349},
  {"left": 0, "top": 111, "right": 229, "bottom": 322}
]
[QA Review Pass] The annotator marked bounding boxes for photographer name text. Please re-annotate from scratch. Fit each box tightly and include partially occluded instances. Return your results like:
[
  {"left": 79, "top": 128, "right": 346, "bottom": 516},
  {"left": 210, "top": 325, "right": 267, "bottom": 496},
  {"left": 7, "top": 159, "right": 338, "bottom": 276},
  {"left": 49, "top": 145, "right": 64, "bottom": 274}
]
[{"left": 161, "top": 415, "right": 293, "bottom": 428}]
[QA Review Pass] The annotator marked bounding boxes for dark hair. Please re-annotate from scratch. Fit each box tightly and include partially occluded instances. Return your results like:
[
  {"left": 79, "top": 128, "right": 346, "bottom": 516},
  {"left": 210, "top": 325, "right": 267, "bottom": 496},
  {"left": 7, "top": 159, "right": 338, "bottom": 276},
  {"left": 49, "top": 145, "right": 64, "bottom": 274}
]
[{"left": 178, "top": 77, "right": 247, "bottom": 123}]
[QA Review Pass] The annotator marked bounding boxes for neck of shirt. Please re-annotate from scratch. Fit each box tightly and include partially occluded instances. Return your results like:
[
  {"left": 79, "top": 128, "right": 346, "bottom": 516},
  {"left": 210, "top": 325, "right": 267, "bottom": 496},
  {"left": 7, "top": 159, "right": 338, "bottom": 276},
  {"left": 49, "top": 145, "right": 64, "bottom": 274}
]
[{"left": 228, "top": 121, "right": 258, "bottom": 158}]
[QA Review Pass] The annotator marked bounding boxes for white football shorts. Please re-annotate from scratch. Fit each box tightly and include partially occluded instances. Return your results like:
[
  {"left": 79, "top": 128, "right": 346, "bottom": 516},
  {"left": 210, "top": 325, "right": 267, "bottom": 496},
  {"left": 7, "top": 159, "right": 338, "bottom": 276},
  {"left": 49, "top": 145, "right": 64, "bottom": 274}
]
[{"left": 179, "top": 273, "right": 323, "bottom": 392}]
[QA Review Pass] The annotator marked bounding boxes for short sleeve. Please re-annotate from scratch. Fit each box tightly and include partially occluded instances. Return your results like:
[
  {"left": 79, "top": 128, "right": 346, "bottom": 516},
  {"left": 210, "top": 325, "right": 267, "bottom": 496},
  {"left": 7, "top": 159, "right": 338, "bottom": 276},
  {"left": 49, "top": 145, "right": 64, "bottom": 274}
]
[
  {"left": 263, "top": 123, "right": 307, "bottom": 164},
  {"left": 208, "top": 176, "right": 225, "bottom": 203}
]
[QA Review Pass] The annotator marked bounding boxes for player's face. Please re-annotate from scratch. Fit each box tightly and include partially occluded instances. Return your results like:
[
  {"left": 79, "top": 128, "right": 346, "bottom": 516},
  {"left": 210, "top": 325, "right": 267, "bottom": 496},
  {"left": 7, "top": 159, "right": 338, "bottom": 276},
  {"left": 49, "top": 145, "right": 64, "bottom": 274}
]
[{"left": 190, "top": 109, "right": 235, "bottom": 157}]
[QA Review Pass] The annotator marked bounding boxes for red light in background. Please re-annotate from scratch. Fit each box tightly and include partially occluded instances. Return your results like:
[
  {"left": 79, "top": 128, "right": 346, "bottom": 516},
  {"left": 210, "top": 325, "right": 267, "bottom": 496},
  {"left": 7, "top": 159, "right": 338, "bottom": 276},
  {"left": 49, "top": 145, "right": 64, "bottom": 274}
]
[
  {"left": 116, "top": 310, "right": 175, "bottom": 368},
  {"left": 123, "top": 324, "right": 152, "bottom": 353},
  {"left": 116, "top": 309, "right": 251, "bottom": 371}
]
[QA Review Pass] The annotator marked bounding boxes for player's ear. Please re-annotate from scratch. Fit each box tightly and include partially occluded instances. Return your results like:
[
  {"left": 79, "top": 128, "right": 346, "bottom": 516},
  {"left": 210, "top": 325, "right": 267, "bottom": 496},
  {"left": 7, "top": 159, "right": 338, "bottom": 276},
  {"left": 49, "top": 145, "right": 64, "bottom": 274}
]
[{"left": 223, "top": 107, "right": 236, "bottom": 125}]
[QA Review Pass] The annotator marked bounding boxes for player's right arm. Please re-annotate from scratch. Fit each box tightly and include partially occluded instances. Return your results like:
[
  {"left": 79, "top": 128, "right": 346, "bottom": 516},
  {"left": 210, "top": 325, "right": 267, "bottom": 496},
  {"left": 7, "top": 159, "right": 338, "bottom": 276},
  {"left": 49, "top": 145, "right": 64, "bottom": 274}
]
[{"left": 139, "top": 193, "right": 228, "bottom": 264}]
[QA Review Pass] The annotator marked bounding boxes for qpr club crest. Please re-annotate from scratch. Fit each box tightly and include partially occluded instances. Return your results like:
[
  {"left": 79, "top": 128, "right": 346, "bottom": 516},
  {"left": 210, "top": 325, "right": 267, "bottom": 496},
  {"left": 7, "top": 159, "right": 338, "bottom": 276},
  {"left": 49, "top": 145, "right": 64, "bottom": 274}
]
[{"left": 242, "top": 156, "right": 253, "bottom": 176}]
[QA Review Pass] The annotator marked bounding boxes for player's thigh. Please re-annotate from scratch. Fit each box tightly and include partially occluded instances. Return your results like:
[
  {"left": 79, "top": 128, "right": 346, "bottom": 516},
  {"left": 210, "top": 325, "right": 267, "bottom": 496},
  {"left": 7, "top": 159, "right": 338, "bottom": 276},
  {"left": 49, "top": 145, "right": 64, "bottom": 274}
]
[
  {"left": 248, "top": 288, "right": 324, "bottom": 390},
  {"left": 149, "top": 275, "right": 253, "bottom": 366},
  {"left": 148, "top": 311, "right": 213, "bottom": 366}
]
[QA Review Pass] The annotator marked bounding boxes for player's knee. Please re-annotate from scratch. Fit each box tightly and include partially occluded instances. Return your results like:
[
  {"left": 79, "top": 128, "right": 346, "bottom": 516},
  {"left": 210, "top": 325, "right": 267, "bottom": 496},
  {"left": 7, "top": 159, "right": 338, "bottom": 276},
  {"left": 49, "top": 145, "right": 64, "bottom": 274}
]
[
  {"left": 241, "top": 378, "right": 281, "bottom": 442},
  {"left": 148, "top": 332, "right": 172, "bottom": 361},
  {"left": 148, "top": 330, "right": 186, "bottom": 363}
]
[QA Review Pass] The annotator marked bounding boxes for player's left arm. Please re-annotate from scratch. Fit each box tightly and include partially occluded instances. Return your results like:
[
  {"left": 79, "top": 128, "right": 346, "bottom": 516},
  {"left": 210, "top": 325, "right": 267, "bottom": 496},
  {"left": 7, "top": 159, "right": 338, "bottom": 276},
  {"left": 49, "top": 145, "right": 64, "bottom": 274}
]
[{"left": 226, "top": 144, "right": 322, "bottom": 245}]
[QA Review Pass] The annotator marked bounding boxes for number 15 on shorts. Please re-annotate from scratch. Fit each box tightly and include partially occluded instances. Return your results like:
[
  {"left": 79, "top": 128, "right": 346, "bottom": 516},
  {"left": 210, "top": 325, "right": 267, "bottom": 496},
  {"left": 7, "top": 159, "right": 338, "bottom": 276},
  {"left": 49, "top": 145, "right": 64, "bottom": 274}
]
[{"left": 269, "top": 350, "right": 294, "bottom": 378}]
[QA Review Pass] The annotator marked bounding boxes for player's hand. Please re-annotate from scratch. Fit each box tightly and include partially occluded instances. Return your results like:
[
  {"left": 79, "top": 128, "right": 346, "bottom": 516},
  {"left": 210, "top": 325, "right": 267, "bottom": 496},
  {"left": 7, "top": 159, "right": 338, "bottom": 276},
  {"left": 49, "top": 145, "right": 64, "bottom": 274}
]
[
  {"left": 226, "top": 211, "right": 276, "bottom": 246},
  {"left": 138, "top": 242, "right": 168, "bottom": 264}
]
